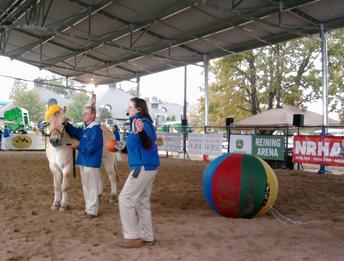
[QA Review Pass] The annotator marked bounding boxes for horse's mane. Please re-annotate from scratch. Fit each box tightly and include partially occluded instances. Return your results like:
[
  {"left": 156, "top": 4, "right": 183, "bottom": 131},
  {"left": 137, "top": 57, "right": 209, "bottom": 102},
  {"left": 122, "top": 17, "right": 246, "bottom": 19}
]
[{"left": 101, "top": 124, "right": 114, "bottom": 140}]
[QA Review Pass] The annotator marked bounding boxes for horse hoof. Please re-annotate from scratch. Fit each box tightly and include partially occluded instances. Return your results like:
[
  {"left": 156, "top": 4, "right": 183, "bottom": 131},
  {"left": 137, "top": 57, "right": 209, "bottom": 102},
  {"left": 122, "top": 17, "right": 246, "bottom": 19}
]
[
  {"left": 51, "top": 204, "right": 59, "bottom": 211},
  {"left": 109, "top": 194, "right": 117, "bottom": 203},
  {"left": 59, "top": 207, "right": 68, "bottom": 211}
]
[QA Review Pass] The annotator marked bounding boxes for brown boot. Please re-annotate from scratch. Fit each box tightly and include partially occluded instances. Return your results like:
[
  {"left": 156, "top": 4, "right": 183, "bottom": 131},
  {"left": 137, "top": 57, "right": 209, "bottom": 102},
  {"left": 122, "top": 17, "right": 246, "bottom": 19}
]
[{"left": 116, "top": 238, "right": 143, "bottom": 248}]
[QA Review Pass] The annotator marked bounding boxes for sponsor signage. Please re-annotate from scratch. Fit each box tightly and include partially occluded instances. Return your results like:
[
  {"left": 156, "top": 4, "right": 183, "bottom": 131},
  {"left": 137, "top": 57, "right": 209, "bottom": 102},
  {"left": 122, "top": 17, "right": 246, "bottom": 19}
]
[
  {"left": 252, "top": 135, "right": 285, "bottom": 160},
  {"left": 187, "top": 133, "right": 223, "bottom": 156},
  {"left": 293, "top": 135, "right": 344, "bottom": 166},
  {"left": 229, "top": 135, "right": 285, "bottom": 160},
  {"left": 229, "top": 135, "right": 252, "bottom": 154},
  {"left": 1, "top": 134, "right": 45, "bottom": 150},
  {"left": 157, "top": 133, "right": 183, "bottom": 152}
]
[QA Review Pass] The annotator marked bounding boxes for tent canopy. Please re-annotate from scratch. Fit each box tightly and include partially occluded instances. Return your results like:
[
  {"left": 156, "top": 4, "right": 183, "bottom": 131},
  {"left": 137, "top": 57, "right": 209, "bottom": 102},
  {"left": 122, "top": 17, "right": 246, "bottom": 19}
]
[
  {"left": 233, "top": 105, "right": 340, "bottom": 128},
  {"left": 0, "top": 0, "right": 344, "bottom": 85}
]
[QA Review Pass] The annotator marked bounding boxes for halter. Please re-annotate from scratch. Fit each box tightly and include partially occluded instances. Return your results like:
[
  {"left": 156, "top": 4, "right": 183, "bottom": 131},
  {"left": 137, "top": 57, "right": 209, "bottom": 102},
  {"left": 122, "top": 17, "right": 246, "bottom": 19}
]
[
  {"left": 46, "top": 122, "right": 66, "bottom": 146},
  {"left": 49, "top": 124, "right": 66, "bottom": 139}
]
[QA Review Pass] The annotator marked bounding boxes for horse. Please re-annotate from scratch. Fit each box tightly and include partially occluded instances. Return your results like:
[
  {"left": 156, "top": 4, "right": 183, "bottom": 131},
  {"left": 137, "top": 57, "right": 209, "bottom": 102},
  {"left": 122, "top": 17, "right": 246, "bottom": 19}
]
[{"left": 45, "top": 106, "right": 118, "bottom": 211}]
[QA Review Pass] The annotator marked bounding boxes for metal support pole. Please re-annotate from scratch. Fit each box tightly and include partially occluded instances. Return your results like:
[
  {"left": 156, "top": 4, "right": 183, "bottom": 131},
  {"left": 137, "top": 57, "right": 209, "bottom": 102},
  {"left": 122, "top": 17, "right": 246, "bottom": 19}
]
[
  {"left": 203, "top": 55, "right": 209, "bottom": 133},
  {"left": 183, "top": 65, "right": 187, "bottom": 160},
  {"left": 319, "top": 23, "right": 330, "bottom": 174},
  {"left": 136, "top": 73, "right": 140, "bottom": 97},
  {"left": 227, "top": 126, "right": 231, "bottom": 154},
  {"left": 183, "top": 65, "right": 187, "bottom": 121}
]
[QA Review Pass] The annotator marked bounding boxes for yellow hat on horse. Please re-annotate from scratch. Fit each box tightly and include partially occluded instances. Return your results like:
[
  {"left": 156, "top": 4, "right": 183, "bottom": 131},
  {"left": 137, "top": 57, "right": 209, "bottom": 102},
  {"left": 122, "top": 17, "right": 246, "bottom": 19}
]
[{"left": 45, "top": 104, "right": 61, "bottom": 121}]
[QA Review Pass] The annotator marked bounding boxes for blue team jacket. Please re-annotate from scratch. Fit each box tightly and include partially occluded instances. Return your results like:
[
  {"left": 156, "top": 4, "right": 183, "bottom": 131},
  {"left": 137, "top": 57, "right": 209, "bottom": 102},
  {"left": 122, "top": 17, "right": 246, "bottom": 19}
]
[
  {"left": 114, "top": 129, "right": 121, "bottom": 141},
  {"left": 65, "top": 121, "right": 103, "bottom": 168},
  {"left": 127, "top": 114, "right": 160, "bottom": 171},
  {"left": 3, "top": 128, "right": 10, "bottom": 138}
]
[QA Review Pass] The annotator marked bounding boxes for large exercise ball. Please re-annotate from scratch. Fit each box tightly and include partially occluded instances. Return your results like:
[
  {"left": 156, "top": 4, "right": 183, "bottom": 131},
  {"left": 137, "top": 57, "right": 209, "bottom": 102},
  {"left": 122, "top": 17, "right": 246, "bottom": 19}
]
[{"left": 202, "top": 153, "right": 278, "bottom": 218}]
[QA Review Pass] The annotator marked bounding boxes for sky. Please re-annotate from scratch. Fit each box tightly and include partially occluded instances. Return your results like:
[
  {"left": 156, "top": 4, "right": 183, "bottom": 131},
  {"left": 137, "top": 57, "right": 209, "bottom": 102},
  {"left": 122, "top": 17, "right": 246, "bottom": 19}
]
[
  {"left": 0, "top": 55, "right": 338, "bottom": 120},
  {"left": 0, "top": 55, "right": 204, "bottom": 106}
]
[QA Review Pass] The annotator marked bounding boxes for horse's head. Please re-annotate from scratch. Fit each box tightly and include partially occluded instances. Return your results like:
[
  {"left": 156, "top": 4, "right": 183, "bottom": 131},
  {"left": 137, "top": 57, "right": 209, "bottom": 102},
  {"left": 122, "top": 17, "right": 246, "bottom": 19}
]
[{"left": 45, "top": 105, "right": 67, "bottom": 147}]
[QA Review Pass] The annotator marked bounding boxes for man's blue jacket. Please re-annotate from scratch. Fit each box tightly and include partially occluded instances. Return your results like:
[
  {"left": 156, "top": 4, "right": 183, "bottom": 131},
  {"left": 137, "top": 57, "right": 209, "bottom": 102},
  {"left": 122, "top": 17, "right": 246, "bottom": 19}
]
[{"left": 65, "top": 121, "right": 103, "bottom": 168}]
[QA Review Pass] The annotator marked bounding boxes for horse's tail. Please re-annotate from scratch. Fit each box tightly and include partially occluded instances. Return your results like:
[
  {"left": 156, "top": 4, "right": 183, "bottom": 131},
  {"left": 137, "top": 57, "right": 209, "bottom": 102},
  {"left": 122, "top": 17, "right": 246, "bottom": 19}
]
[{"left": 114, "top": 159, "right": 120, "bottom": 183}]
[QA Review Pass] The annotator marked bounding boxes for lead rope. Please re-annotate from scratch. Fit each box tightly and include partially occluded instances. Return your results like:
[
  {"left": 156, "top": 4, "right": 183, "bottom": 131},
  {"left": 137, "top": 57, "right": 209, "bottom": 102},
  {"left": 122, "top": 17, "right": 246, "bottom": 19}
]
[
  {"left": 72, "top": 148, "right": 76, "bottom": 178},
  {"left": 269, "top": 206, "right": 303, "bottom": 225}
]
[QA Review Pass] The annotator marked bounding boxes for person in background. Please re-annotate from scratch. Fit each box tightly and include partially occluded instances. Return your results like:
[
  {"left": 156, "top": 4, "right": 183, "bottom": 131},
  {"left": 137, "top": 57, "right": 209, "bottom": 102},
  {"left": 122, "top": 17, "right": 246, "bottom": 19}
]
[
  {"left": 113, "top": 124, "right": 121, "bottom": 141},
  {"left": 116, "top": 97, "right": 160, "bottom": 248},
  {"left": 3, "top": 125, "right": 10, "bottom": 150},
  {"left": 0, "top": 127, "right": 3, "bottom": 150},
  {"left": 64, "top": 106, "right": 103, "bottom": 218},
  {"left": 20, "top": 125, "right": 27, "bottom": 134},
  {"left": 112, "top": 124, "right": 123, "bottom": 161}
]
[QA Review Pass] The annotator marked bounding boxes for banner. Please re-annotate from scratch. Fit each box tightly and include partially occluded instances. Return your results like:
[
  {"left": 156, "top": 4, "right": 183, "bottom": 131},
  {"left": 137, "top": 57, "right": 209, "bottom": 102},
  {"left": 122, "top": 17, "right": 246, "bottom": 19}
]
[
  {"left": 187, "top": 133, "right": 223, "bottom": 156},
  {"left": 293, "top": 135, "right": 344, "bottom": 166},
  {"left": 157, "top": 133, "right": 182, "bottom": 152},
  {"left": 229, "top": 135, "right": 252, "bottom": 154},
  {"left": 252, "top": 135, "right": 285, "bottom": 160},
  {"left": 1, "top": 134, "right": 45, "bottom": 150}
]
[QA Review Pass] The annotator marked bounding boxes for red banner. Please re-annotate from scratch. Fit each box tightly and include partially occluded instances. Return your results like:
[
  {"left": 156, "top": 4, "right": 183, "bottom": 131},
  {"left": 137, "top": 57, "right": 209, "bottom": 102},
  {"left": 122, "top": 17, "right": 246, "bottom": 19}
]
[{"left": 293, "top": 135, "right": 344, "bottom": 166}]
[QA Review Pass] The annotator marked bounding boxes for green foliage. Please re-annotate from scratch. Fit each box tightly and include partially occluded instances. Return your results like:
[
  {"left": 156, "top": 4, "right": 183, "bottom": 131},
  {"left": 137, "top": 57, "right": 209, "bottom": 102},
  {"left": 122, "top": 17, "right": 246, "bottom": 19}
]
[
  {"left": 34, "top": 76, "right": 85, "bottom": 97},
  {"left": 328, "top": 28, "right": 344, "bottom": 121},
  {"left": 166, "top": 116, "right": 176, "bottom": 122},
  {"left": 98, "top": 107, "right": 112, "bottom": 122},
  {"left": 126, "top": 87, "right": 137, "bottom": 97},
  {"left": 9, "top": 80, "right": 45, "bottom": 124},
  {"left": 192, "top": 35, "right": 326, "bottom": 126},
  {"left": 66, "top": 92, "right": 90, "bottom": 123}
]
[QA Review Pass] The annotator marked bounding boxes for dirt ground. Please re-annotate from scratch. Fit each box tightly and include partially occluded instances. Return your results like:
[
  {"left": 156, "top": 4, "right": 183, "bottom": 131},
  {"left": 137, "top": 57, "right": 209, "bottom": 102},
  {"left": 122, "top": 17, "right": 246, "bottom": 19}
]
[{"left": 0, "top": 151, "right": 343, "bottom": 261}]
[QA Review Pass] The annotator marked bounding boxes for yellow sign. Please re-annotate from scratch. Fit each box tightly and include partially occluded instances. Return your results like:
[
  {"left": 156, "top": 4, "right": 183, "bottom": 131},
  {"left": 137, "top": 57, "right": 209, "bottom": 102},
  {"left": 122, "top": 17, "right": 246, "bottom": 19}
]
[{"left": 12, "top": 135, "right": 32, "bottom": 148}]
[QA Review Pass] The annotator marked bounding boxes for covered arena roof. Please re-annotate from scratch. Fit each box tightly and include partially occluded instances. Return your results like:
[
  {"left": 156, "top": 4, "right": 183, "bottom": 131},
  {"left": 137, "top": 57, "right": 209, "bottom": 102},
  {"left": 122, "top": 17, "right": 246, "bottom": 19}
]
[{"left": 0, "top": 0, "right": 344, "bottom": 85}]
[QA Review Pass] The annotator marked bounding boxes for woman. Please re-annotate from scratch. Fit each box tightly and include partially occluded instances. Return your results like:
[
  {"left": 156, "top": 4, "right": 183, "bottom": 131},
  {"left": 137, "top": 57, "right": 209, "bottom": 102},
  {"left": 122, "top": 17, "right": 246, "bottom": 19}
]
[{"left": 117, "top": 97, "right": 160, "bottom": 248}]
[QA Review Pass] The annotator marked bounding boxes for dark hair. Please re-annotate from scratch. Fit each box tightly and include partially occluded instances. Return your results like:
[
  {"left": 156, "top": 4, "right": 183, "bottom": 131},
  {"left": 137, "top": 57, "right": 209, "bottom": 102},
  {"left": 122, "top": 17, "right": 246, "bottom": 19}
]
[{"left": 130, "top": 97, "right": 153, "bottom": 122}]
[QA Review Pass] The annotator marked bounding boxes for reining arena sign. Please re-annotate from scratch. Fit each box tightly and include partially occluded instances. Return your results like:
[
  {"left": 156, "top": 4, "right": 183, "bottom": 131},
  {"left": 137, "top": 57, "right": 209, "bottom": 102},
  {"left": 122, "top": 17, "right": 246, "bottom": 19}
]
[
  {"left": 293, "top": 135, "right": 344, "bottom": 166},
  {"left": 252, "top": 136, "right": 285, "bottom": 160},
  {"left": 230, "top": 135, "right": 285, "bottom": 161}
]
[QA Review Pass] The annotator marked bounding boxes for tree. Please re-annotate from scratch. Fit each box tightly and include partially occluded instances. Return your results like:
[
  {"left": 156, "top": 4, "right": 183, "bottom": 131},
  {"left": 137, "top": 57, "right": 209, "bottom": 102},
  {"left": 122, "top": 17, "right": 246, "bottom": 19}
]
[
  {"left": 34, "top": 76, "right": 86, "bottom": 98},
  {"left": 66, "top": 92, "right": 90, "bottom": 123},
  {"left": 98, "top": 107, "right": 112, "bottom": 122},
  {"left": 126, "top": 87, "right": 137, "bottom": 97},
  {"left": 9, "top": 80, "right": 46, "bottom": 124},
  {"left": 328, "top": 28, "right": 344, "bottom": 121},
  {"left": 192, "top": 36, "right": 323, "bottom": 126}
]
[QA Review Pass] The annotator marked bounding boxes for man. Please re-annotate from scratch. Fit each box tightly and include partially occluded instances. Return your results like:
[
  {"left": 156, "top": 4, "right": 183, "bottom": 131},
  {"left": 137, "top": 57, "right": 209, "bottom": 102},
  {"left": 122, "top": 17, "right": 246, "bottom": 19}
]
[
  {"left": 65, "top": 106, "right": 103, "bottom": 218},
  {"left": 3, "top": 125, "right": 10, "bottom": 150},
  {"left": 0, "top": 127, "right": 2, "bottom": 150}
]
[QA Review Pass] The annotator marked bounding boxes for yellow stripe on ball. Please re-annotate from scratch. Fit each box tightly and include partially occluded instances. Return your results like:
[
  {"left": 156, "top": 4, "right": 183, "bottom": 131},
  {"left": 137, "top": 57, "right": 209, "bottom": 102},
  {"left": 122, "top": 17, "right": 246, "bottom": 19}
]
[{"left": 256, "top": 158, "right": 278, "bottom": 217}]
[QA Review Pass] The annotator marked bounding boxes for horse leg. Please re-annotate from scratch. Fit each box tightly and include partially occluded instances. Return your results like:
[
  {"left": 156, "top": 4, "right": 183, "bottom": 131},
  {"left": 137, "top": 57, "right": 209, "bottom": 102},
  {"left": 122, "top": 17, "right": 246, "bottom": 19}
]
[
  {"left": 59, "top": 163, "right": 72, "bottom": 211},
  {"left": 50, "top": 164, "right": 63, "bottom": 210},
  {"left": 103, "top": 157, "right": 118, "bottom": 203}
]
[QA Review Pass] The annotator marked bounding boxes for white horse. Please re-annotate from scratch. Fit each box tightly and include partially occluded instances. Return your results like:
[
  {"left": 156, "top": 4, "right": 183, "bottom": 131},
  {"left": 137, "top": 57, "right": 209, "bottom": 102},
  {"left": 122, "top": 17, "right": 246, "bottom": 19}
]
[{"left": 45, "top": 106, "right": 118, "bottom": 211}]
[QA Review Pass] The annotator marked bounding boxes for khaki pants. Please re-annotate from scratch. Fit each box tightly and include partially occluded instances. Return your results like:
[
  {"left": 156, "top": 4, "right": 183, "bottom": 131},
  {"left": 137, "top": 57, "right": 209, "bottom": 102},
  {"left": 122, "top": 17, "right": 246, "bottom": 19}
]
[
  {"left": 119, "top": 167, "right": 157, "bottom": 241},
  {"left": 79, "top": 166, "right": 101, "bottom": 216}
]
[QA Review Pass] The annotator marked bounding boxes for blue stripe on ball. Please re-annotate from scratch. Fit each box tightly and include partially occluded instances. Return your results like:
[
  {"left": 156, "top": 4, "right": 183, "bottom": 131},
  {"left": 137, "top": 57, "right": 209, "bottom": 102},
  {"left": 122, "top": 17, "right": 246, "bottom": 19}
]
[{"left": 202, "top": 154, "right": 230, "bottom": 211}]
